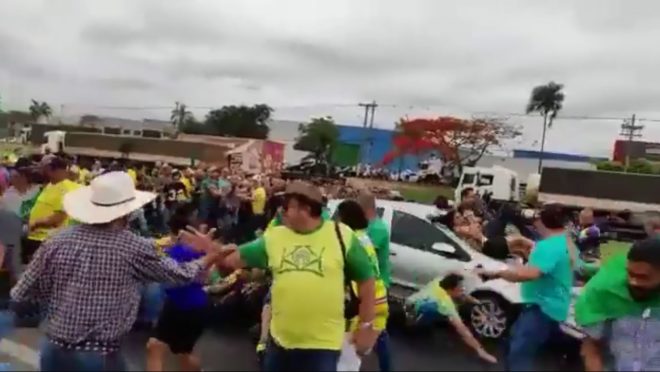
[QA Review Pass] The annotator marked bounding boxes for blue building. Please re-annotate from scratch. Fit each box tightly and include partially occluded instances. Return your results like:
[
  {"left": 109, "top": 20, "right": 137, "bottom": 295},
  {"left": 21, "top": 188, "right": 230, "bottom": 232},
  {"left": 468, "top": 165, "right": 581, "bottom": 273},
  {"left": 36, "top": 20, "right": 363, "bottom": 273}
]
[
  {"left": 336, "top": 125, "right": 431, "bottom": 171},
  {"left": 512, "top": 149, "right": 607, "bottom": 163}
]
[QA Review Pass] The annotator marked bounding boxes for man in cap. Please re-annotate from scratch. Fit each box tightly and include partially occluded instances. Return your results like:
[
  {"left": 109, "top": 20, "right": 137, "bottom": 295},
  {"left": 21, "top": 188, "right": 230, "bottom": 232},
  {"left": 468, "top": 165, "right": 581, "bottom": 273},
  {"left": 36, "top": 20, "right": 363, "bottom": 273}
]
[
  {"left": 182, "top": 181, "right": 378, "bottom": 371},
  {"left": 11, "top": 171, "right": 227, "bottom": 371}
]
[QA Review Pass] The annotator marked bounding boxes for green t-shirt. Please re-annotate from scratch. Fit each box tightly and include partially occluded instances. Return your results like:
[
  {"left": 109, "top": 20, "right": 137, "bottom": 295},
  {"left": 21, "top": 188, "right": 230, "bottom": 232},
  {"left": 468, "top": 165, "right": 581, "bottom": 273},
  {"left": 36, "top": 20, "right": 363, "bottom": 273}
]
[
  {"left": 367, "top": 218, "right": 391, "bottom": 288},
  {"left": 238, "top": 221, "right": 373, "bottom": 350},
  {"left": 522, "top": 234, "right": 573, "bottom": 321},
  {"left": 199, "top": 177, "right": 221, "bottom": 210}
]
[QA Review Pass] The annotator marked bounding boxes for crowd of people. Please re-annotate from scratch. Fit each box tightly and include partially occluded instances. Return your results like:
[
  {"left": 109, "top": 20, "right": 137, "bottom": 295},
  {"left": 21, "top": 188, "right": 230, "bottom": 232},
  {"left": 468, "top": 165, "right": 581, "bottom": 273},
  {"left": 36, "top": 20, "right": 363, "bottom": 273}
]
[{"left": 0, "top": 151, "right": 659, "bottom": 371}]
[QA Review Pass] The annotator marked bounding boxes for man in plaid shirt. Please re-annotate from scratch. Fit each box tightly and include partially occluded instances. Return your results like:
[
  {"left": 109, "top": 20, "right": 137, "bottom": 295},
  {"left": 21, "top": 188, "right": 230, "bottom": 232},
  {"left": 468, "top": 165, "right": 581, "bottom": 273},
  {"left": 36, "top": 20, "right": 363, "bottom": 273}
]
[{"left": 11, "top": 171, "right": 228, "bottom": 371}]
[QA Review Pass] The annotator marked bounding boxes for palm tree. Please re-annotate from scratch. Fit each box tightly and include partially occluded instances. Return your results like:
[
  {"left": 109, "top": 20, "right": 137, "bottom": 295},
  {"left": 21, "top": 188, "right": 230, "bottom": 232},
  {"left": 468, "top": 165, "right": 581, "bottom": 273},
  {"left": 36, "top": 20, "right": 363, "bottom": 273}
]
[
  {"left": 28, "top": 99, "right": 53, "bottom": 122},
  {"left": 171, "top": 101, "right": 194, "bottom": 132},
  {"left": 525, "top": 82, "right": 565, "bottom": 173}
]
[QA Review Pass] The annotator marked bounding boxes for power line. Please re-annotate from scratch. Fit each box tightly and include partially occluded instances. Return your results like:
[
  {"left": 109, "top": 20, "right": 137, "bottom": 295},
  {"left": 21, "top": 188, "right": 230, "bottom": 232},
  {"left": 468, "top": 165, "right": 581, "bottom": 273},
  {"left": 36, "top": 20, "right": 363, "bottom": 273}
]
[{"left": 42, "top": 102, "right": 660, "bottom": 124}]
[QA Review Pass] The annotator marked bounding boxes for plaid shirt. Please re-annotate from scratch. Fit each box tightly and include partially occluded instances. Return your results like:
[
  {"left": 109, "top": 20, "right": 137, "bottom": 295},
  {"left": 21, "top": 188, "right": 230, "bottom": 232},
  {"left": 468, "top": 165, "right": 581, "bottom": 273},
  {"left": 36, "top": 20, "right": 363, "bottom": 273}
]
[{"left": 11, "top": 224, "right": 205, "bottom": 346}]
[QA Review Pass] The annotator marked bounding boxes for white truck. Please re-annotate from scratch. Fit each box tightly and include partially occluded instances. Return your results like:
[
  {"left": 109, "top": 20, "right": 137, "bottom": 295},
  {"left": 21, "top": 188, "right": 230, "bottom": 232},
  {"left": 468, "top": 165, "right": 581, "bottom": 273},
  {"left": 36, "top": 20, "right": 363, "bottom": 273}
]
[
  {"left": 41, "top": 130, "right": 66, "bottom": 154},
  {"left": 455, "top": 165, "right": 539, "bottom": 203}
]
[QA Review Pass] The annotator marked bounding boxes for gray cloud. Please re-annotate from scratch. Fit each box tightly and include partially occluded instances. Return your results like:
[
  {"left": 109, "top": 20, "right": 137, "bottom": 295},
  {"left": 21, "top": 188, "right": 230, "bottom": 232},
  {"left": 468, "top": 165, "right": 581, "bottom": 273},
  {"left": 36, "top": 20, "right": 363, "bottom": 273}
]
[
  {"left": 1, "top": 0, "right": 660, "bottom": 156},
  {"left": 90, "top": 77, "right": 155, "bottom": 91}
]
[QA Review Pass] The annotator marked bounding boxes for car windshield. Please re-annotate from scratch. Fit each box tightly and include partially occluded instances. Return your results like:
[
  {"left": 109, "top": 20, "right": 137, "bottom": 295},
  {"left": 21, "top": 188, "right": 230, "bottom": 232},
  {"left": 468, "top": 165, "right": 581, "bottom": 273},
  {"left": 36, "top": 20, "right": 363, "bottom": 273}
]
[{"left": 430, "top": 220, "right": 475, "bottom": 250}]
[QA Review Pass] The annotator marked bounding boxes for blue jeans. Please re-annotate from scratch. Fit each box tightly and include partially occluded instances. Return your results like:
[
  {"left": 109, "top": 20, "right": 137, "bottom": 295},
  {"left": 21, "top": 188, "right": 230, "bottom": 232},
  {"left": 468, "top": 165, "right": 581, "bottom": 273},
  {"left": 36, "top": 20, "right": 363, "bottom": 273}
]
[
  {"left": 138, "top": 283, "right": 164, "bottom": 325},
  {"left": 507, "top": 305, "right": 559, "bottom": 371},
  {"left": 375, "top": 331, "right": 392, "bottom": 372},
  {"left": 264, "top": 341, "right": 340, "bottom": 372},
  {"left": 40, "top": 341, "right": 127, "bottom": 371}
]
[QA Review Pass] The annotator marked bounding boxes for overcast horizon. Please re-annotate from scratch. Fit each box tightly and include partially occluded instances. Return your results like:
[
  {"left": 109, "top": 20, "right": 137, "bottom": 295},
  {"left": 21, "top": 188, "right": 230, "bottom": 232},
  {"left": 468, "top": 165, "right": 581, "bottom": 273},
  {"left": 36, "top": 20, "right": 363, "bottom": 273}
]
[{"left": 2, "top": 0, "right": 660, "bottom": 157}]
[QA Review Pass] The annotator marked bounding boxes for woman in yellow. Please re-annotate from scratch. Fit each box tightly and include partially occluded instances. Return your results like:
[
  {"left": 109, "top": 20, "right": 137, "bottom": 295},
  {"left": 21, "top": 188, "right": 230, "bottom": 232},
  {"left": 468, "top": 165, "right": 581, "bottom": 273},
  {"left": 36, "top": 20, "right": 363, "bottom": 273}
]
[{"left": 334, "top": 200, "right": 389, "bottom": 372}]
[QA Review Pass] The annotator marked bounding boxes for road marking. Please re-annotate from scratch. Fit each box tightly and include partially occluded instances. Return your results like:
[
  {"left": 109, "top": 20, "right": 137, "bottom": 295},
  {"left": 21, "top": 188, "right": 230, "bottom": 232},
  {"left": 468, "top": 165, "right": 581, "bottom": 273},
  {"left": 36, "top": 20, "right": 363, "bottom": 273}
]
[{"left": 0, "top": 338, "right": 39, "bottom": 369}]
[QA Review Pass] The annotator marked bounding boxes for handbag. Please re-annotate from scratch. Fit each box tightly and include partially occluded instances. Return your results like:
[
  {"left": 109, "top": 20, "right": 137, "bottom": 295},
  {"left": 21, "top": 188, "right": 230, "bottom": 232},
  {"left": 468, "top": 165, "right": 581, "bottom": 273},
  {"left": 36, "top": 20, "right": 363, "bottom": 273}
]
[{"left": 334, "top": 222, "right": 360, "bottom": 319}]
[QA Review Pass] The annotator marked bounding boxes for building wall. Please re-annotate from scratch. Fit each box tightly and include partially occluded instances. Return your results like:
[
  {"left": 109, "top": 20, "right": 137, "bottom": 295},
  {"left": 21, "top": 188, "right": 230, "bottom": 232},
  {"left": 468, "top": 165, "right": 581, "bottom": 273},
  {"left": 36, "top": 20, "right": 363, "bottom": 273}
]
[
  {"left": 613, "top": 140, "right": 660, "bottom": 162},
  {"left": 335, "top": 125, "right": 424, "bottom": 170},
  {"left": 513, "top": 149, "right": 607, "bottom": 163},
  {"left": 65, "top": 133, "right": 229, "bottom": 163}
]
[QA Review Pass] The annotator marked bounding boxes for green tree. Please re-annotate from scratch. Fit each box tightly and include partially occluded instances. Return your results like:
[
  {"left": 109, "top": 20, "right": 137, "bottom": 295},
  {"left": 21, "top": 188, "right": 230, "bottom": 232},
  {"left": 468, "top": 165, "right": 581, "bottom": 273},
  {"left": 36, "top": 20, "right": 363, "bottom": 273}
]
[
  {"left": 180, "top": 119, "right": 208, "bottom": 135},
  {"left": 525, "top": 81, "right": 565, "bottom": 173},
  {"left": 596, "top": 160, "right": 625, "bottom": 172},
  {"left": 203, "top": 104, "right": 271, "bottom": 139},
  {"left": 171, "top": 102, "right": 194, "bottom": 133},
  {"left": 28, "top": 99, "right": 52, "bottom": 121},
  {"left": 628, "top": 159, "right": 655, "bottom": 174},
  {"left": 294, "top": 116, "right": 340, "bottom": 165}
]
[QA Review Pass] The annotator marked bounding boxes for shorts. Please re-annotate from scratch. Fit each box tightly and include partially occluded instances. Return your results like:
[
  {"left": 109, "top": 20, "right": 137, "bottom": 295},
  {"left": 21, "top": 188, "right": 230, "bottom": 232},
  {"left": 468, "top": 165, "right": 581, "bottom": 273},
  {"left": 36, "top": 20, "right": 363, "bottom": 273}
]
[{"left": 154, "top": 300, "right": 208, "bottom": 354}]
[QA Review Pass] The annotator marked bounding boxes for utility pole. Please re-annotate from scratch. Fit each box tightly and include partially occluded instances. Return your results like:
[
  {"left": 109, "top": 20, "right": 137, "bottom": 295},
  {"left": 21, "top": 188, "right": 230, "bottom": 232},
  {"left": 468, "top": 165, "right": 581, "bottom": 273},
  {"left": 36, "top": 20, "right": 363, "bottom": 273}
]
[
  {"left": 619, "top": 114, "right": 643, "bottom": 172},
  {"left": 358, "top": 101, "right": 378, "bottom": 170},
  {"left": 359, "top": 102, "right": 370, "bottom": 128}
]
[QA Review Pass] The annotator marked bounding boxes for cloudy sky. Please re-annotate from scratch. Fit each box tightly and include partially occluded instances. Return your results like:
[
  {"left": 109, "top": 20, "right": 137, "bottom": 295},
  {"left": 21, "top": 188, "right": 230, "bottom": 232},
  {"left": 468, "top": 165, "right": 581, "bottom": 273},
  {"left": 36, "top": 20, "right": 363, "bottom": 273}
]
[{"left": 1, "top": 0, "right": 660, "bottom": 156}]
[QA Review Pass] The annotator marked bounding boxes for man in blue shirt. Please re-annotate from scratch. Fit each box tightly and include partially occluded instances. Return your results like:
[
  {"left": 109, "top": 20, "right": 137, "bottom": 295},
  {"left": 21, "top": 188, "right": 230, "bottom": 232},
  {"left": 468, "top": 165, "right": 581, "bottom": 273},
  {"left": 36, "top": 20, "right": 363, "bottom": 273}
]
[{"left": 146, "top": 210, "right": 210, "bottom": 372}]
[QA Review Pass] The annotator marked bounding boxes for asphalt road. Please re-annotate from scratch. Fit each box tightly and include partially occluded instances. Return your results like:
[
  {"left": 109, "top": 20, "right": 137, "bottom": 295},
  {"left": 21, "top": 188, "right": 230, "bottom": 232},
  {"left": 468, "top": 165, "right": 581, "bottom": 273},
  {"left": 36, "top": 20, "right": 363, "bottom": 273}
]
[{"left": 0, "top": 323, "right": 582, "bottom": 371}]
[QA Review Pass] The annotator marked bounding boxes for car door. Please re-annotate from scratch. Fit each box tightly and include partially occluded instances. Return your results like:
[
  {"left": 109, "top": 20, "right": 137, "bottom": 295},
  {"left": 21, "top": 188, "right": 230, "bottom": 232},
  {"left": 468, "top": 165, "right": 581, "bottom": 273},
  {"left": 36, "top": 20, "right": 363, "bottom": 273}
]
[{"left": 389, "top": 210, "right": 471, "bottom": 289}]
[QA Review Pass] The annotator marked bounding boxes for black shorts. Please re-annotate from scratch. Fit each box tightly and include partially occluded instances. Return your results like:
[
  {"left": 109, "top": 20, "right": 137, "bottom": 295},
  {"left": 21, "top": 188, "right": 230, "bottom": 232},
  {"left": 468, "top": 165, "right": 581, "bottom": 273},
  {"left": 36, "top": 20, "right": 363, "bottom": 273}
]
[{"left": 154, "top": 300, "right": 208, "bottom": 354}]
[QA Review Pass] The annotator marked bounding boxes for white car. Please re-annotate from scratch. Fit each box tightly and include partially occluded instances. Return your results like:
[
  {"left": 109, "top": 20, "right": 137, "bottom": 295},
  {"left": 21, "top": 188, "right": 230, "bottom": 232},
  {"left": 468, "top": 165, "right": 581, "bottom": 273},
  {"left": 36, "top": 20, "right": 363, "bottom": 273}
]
[
  {"left": 327, "top": 199, "right": 583, "bottom": 340},
  {"left": 327, "top": 199, "right": 522, "bottom": 339}
]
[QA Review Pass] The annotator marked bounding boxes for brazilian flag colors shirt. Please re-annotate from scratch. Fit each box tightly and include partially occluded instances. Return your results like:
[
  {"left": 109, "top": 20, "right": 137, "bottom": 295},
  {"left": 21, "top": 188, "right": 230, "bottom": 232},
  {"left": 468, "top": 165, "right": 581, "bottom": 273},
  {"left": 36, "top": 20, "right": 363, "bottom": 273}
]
[{"left": 239, "top": 221, "right": 374, "bottom": 350}]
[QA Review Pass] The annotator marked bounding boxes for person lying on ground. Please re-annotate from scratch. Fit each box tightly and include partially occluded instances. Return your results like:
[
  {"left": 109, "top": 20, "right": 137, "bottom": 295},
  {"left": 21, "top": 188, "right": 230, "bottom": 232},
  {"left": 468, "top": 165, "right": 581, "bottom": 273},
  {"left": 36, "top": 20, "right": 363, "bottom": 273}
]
[{"left": 405, "top": 273, "right": 498, "bottom": 364}]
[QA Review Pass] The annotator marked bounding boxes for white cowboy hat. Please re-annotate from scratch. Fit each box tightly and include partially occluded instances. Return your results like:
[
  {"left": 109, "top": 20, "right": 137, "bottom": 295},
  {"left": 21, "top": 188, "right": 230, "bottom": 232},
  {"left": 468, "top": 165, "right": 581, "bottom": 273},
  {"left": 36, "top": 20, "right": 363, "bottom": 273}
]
[{"left": 63, "top": 171, "right": 156, "bottom": 224}]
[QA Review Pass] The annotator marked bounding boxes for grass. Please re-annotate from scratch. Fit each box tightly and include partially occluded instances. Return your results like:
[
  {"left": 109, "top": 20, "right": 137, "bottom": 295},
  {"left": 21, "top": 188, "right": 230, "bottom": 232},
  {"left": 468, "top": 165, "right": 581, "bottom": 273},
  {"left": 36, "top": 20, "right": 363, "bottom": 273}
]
[
  {"left": 396, "top": 183, "right": 455, "bottom": 204},
  {"left": 601, "top": 240, "right": 631, "bottom": 262}
]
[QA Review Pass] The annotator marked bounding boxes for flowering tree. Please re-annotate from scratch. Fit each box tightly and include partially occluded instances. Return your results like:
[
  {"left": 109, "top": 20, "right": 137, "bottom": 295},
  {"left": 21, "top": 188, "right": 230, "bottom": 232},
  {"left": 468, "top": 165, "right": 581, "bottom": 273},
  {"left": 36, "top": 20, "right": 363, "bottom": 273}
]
[{"left": 383, "top": 116, "right": 521, "bottom": 172}]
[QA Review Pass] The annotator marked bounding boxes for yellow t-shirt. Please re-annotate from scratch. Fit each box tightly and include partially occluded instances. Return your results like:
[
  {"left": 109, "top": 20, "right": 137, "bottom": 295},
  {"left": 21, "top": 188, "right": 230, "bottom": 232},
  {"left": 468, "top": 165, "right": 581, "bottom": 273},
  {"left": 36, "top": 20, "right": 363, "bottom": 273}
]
[
  {"left": 350, "top": 230, "right": 388, "bottom": 331},
  {"left": 239, "top": 221, "right": 374, "bottom": 350},
  {"left": 127, "top": 169, "right": 137, "bottom": 185},
  {"left": 28, "top": 179, "right": 81, "bottom": 241},
  {"left": 251, "top": 187, "right": 266, "bottom": 215},
  {"left": 181, "top": 177, "right": 194, "bottom": 196}
]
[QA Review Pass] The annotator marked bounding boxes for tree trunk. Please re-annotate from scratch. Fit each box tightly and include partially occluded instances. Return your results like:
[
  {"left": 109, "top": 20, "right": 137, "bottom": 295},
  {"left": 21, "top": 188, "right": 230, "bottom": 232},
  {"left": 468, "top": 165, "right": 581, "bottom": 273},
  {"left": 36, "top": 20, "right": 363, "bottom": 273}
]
[{"left": 538, "top": 113, "right": 548, "bottom": 173}]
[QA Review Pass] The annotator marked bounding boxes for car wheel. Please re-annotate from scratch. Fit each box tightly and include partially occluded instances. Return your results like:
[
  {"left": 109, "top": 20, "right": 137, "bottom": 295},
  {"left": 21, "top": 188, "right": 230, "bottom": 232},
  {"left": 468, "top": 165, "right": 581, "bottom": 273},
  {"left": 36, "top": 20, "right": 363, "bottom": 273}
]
[{"left": 467, "top": 293, "right": 513, "bottom": 340}]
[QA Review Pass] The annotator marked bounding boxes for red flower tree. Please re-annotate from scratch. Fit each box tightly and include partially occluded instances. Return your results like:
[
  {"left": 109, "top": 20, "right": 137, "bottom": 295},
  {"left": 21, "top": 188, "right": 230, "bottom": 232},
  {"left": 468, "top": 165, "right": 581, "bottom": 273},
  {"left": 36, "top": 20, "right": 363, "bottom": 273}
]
[{"left": 382, "top": 116, "right": 521, "bottom": 171}]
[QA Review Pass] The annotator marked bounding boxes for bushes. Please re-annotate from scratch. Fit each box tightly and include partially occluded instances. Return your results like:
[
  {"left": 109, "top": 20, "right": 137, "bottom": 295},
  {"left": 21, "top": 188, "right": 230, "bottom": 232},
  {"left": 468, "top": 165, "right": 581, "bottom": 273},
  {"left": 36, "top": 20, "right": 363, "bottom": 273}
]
[{"left": 596, "top": 159, "right": 658, "bottom": 175}]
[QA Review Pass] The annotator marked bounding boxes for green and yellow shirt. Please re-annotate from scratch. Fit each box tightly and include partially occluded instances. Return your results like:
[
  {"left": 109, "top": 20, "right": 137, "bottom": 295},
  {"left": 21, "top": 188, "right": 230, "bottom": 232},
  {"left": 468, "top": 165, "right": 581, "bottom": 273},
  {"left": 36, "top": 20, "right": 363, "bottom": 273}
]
[{"left": 239, "top": 221, "right": 373, "bottom": 350}]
